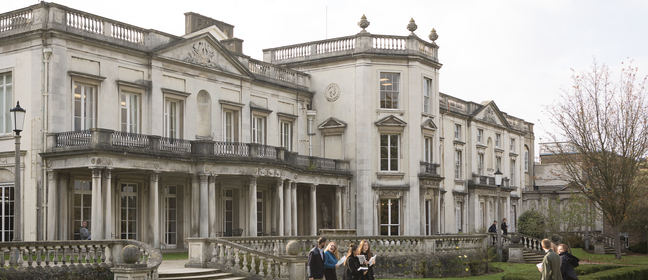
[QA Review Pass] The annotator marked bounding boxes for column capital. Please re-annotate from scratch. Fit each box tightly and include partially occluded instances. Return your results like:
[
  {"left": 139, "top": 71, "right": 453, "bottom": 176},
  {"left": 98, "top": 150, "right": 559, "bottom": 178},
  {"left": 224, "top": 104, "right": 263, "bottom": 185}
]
[
  {"left": 276, "top": 178, "right": 284, "bottom": 186},
  {"left": 103, "top": 169, "right": 112, "bottom": 179},
  {"left": 90, "top": 168, "right": 102, "bottom": 177},
  {"left": 310, "top": 184, "right": 317, "bottom": 192},
  {"left": 150, "top": 173, "right": 159, "bottom": 182},
  {"left": 47, "top": 170, "right": 58, "bottom": 181},
  {"left": 249, "top": 176, "right": 257, "bottom": 185}
]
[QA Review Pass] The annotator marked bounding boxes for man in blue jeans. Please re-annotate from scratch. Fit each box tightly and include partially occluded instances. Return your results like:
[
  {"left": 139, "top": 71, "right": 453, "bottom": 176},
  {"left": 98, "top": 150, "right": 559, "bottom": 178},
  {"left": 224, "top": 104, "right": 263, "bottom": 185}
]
[{"left": 307, "top": 237, "right": 327, "bottom": 280}]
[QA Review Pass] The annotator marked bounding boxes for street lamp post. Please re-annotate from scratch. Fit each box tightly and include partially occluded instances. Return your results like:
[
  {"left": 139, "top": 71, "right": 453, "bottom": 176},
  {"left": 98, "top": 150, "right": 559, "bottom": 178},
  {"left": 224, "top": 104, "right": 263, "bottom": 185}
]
[
  {"left": 11, "top": 101, "right": 26, "bottom": 242},
  {"left": 494, "top": 169, "right": 503, "bottom": 262}
]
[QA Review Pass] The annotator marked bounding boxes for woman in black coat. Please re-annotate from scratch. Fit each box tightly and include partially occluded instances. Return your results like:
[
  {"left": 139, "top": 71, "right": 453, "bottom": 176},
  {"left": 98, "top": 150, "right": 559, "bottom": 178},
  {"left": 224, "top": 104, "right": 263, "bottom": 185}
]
[
  {"left": 344, "top": 244, "right": 367, "bottom": 280},
  {"left": 358, "top": 239, "right": 375, "bottom": 280},
  {"left": 557, "top": 244, "right": 580, "bottom": 280}
]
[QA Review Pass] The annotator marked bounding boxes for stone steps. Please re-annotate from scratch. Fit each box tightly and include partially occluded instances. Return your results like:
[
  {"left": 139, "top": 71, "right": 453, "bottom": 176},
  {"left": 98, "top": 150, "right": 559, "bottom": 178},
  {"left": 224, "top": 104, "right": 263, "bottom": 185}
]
[
  {"left": 522, "top": 249, "right": 545, "bottom": 264},
  {"left": 159, "top": 268, "right": 247, "bottom": 280}
]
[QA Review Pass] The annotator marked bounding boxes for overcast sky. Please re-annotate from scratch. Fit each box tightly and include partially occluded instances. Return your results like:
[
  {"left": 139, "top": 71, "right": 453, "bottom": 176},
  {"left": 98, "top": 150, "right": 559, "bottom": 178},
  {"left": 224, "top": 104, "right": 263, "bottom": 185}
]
[{"left": 7, "top": 0, "right": 648, "bottom": 150}]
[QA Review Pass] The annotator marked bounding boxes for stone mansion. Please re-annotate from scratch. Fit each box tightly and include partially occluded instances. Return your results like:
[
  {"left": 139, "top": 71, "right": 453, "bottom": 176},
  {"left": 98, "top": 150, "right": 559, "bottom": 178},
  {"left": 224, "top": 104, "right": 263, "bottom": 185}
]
[{"left": 0, "top": 2, "right": 534, "bottom": 249}]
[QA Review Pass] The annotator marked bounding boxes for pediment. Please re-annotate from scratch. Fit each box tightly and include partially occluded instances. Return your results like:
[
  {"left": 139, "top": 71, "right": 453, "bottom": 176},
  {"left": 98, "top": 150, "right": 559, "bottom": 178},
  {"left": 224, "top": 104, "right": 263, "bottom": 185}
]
[
  {"left": 375, "top": 115, "right": 407, "bottom": 133},
  {"left": 318, "top": 117, "right": 347, "bottom": 136},
  {"left": 473, "top": 101, "right": 509, "bottom": 127},
  {"left": 421, "top": 119, "right": 437, "bottom": 131},
  {"left": 155, "top": 35, "right": 247, "bottom": 76}
]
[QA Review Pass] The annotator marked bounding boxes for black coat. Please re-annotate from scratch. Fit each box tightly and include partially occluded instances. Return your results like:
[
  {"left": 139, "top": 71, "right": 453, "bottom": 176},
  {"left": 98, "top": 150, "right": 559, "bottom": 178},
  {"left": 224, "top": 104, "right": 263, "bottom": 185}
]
[
  {"left": 488, "top": 224, "right": 497, "bottom": 233},
  {"left": 360, "top": 252, "right": 375, "bottom": 280},
  {"left": 307, "top": 247, "right": 325, "bottom": 279},
  {"left": 344, "top": 255, "right": 365, "bottom": 280},
  {"left": 560, "top": 252, "right": 579, "bottom": 280}
]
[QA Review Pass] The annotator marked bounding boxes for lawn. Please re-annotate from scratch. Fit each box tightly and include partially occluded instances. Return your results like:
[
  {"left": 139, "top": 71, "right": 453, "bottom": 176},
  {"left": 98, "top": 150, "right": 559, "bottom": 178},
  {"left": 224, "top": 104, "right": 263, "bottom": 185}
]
[
  {"left": 570, "top": 248, "right": 648, "bottom": 265},
  {"left": 162, "top": 252, "right": 188, "bottom": 260},
  {"left": 376, "top": 262, "right": 539, "bottom": 280}
]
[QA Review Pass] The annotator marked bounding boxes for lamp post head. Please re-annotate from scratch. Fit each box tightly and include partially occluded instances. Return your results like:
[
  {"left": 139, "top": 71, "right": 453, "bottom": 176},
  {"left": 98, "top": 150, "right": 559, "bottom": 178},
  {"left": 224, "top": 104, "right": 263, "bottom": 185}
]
[
  {"left": 494, "top": 169, "right": 503, "bottom": 187},
  {"left": 10, "top": 101, "right": 26, "bottom": 135}
]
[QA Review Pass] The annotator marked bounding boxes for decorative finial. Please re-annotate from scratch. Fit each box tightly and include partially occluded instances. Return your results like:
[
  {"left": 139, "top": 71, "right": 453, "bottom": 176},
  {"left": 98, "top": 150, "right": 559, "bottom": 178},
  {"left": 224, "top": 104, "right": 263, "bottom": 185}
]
[
  {"left": 358, "top": 14, "right": 370, "bottom": 33},
  {"left": 429, "top": 28, "right": 438, "bottom": 42},
  {"left": 407, "top": 18, "right": 418, "bottom": 35}
]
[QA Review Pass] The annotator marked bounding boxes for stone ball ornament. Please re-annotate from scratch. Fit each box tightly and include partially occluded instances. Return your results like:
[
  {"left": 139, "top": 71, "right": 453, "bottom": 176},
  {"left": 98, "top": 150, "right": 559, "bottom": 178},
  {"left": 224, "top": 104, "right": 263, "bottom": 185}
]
[
  {"left": 286, "top": 240, "right": 300, "bottom": 255},
  {"left": 122, "top": 245, "right": 142, "bottom": 264},
  {"left": 510, "top": 235, "right": 521, "bottom": 244}
]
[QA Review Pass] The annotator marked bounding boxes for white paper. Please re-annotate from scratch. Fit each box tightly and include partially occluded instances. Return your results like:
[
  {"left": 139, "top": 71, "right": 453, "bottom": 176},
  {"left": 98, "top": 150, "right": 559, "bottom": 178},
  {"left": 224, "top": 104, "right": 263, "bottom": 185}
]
[
  {"left": 368, "top": 255, "right": 377, "bottom": 266},
  {"left": 536, "top": 263, "right": 542, "bottom": 270},
  {"left": 357, "top": 255, "right": 366, "bottom": 264},
  {"left": 358, "top": 266, "right": 368, "bottom": 271},
  {"left": 337, "top": 256, "right": 346, "bottom": 266}
]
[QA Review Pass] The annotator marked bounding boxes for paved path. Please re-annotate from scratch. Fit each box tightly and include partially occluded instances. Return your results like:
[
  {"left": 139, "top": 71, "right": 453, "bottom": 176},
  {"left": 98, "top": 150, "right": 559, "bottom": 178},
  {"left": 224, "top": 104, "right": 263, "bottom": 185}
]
[{"left": 158, "top": 259, "right": 201, "bottom": 273}]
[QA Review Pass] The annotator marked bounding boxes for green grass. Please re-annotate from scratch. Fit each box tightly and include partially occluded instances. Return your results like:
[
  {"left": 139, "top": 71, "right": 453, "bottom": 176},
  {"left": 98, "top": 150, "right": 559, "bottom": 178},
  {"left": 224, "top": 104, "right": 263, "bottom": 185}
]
[
  {"left": 162, "top": 252, "right": 188, "bottom": 260},
  {"left": 571, "top": 248, "right": 648, "bottom": 266},
  {"left": 376, "top": 262, "right": 538, "bottom": 280}
]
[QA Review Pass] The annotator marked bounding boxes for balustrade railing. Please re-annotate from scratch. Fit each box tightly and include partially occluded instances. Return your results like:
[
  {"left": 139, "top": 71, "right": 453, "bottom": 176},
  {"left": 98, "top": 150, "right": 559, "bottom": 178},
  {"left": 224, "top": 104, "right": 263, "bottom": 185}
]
[
  {"left": 0, "top": 9, "right": 32, "bottom": 32},
  {"left": 67, "top": 11, "right": 103, "bottom": 34},
  {"left": 56, "top": 130, "right": 92, "bottom": 147},
  {"left": 160, "top": 137, "right": 191, "bottom": 153},
  {"left": 214, "top": 141, "right": 249, "bottom": 156},
  {"left": 515, "top": 233, "right": 544, "bottom": 253},
  {"left": 372, "top": 35, "right": 407, "bottom": 50},
  {"left": 0, "top": 240, "right": 161, "bottom": 279},
  {"left": 290, "top": 155, "right": 338, "bottom": 171},
  {"left": 245, "top": 57, "right": 309, "bottom": 87},
  {"left": 112, "top": 131, "right": 151, "bottom": 149},
  {"left": 420, "top": 162, "right": 440, "bottom": 175}
]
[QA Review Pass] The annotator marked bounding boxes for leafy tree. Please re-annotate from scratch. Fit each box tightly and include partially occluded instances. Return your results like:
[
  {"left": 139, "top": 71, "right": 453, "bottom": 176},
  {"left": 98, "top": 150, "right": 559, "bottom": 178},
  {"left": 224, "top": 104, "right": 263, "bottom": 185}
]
[
  {"left": 518, "top": 209, "right": 545, "bottom": 239},
  {"left": 545, "top": 59, "right": 648, "bottom": 259}
]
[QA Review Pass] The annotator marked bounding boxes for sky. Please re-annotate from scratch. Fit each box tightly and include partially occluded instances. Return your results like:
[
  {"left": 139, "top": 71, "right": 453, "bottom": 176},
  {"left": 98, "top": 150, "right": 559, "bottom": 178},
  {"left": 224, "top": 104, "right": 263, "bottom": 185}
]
[{"left": 6, "top": 0, "right": 648, "bottom": 151}]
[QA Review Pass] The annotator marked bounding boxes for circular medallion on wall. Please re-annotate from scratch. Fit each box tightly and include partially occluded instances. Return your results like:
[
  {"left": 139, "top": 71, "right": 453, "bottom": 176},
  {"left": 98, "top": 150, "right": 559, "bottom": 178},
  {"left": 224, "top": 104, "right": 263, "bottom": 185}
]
[{"left": 324, "top": 83, "right": 341, "bottom": 102}]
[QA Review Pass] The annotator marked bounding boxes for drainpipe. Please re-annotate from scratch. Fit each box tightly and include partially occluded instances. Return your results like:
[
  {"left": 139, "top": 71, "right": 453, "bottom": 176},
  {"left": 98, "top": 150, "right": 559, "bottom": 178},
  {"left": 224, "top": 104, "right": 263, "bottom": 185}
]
[
  {"left": 306, "top": 110, "right": 316, "bottom": 156},
  {"left": 41, "top": 46, "right": 52, "bottom": 240}
]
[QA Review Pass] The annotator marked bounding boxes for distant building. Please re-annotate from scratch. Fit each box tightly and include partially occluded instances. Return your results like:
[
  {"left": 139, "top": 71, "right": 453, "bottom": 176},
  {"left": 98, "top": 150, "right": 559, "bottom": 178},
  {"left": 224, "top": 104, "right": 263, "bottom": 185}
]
[{"left": 0, "top": 2, "right": 534, "bottom": 248}]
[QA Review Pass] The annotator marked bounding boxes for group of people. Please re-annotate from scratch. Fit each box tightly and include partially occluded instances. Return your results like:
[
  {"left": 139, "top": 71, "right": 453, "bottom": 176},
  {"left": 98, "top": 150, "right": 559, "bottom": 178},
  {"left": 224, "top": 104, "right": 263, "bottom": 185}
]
[
  {"left": 538, "top": 238, "right": 580, "bottom": 280},
  {"left": 307, "top": 237, "right": 376, "bottom": 280},
  {"left": 488, "top": 218, "right": 509, "bottom": 244}
]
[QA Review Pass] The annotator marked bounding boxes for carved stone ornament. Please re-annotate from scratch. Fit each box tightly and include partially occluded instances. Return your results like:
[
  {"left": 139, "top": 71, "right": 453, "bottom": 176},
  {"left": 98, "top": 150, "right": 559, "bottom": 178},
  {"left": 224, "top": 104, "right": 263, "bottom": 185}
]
[
  {"left": 407, "top": 18, "right": 418, "bottom": 34},
  {"left": 358, "top": 14, "right": 370, "bottom": 32},
  {"left": 324, "top": 83, "right": 341, "bottom": 102},
  {"left": 482, "top": 107, "right": 496, "bottom": 124},
  {"left": 184, "top": 42, "right": 224, "bottom": 71},
  {"left": 429, "top": 28, "right": 439, "bottom": 42}
]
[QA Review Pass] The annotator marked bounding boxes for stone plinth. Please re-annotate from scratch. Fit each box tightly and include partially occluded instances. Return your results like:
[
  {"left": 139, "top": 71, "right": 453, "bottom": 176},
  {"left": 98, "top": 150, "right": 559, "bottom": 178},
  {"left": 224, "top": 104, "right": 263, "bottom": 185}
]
[
  {"left": 507, "top": 247, "right": 525, "bottom": 263},
  {"left": 594, "top": 244, "right": 606, "bottom": 254}
]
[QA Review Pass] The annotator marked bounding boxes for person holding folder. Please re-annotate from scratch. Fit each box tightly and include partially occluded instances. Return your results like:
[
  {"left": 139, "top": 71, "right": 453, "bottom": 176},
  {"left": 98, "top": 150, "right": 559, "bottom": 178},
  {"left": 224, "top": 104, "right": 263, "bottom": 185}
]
[
  {"left": 324, "top": 242, "right": 341, "bottom": 280},
  {"left": 358, "top": 239, "right": 376, "bottom": 280},
  {"left": 344, "top": 244, "right": 367, "bottom": 280}
]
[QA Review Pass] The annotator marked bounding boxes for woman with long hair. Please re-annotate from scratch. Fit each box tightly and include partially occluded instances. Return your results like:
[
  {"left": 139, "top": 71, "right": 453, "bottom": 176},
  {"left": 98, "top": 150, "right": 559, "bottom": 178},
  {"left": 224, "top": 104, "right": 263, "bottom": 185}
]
[
  {"left": 323, "top": 241, "right": 340, "bottom": 280},
  {"left": 344, "top": 244, "right": 367, "bottom": 280},
  {"left": 357, "top": 239, "right": 375, "bottom": 280},
  {"left": 557, "top": 243, "right": 580, "bottom": 280}
]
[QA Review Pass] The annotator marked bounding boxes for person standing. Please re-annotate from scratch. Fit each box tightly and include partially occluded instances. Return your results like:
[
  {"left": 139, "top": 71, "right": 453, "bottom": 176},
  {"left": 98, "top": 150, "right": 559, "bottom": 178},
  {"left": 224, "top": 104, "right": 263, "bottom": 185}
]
[
  {"left": 308, "top": 237, "right": 327, "bottom": 280},
  {"left": 323, "top": 241, "right": 340, "bottom": 280},
  {"left": 358, "top": 239, "right": 375, "bottom": 280},
  {"left": 501, "top": 218, "right": 509, "bottom": 236},
  {"left": 488, "top": 221, "right": 497, "bottom": 245},
  {"left": 538, "top": 239, "right": 562, "bottom": 280},
  {"left": 80, "top": 220, "right": 91, "bottom": 240},
  {"left": 344, "top": 244, "right": 367, "bottom": 280},
  {"left": 557, "top": 244, "right": 579, "bottom": 280}
]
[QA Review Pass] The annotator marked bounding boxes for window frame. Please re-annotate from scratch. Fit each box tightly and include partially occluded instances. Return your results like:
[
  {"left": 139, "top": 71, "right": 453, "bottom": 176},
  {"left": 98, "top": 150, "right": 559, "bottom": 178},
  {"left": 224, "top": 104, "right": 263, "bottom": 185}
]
[
  {"left": 495, "top": 133, "right": 501, "bottom": 148},
  {"left": 454, "top": 149, "right": 462, "bottom": 179},
  {"left": 252, "top": 114, "right": 267, "bottom": 145},
  {"left": 120, "top": 182, "right": 139, "bottom": 240},
  {"left": 477, "top": 129, "right": 483, "bottom": 143},
  {"left": 119, "top": 87, "right": 143, "bottom": 133},
  {"left": 380, "top": 198, "right": 400, "bottom": 236},
  {"left": 72, "top": 79, "right": 98, "bottom": 131},
  {"left": 423, "top": 137, "right": 433, "bottom": 163},
  {"left": 454, "top": 124, "right": 461, "bottom": 140},
  {"left": 280, "top": 120, "right": 293, "bottom": 151},
  {"left": 510, "top": 159, "right": 516, "bottom": 182},
  {"left": 163, "top": 95, "right": 185, "bottom": 139},
  {"left": 510, "top": 138, "right": 516, "bottom": 152},
  {"left": 163, "top": 185, "right": 177, "bottom": 247},
  {"left": 423, "top": 77, "right": 432, "bottom": 114},
  {"left": 524, "top": 147, "right": 529, "bottom": 172},
  {"left": 379, "top": 72, "right": 400, "bottom": 109},
  {"left": 477, "top": 153, "right": 484, "bottom": 175},
  {"left": 380, "top": 134, "right": 400, "bottom": 171},
  {"left": 0, "top": 72, "right": 13, "bottom": 135},
  {"left": 0, "top": 184, "right": 14, "bottom": 241}
]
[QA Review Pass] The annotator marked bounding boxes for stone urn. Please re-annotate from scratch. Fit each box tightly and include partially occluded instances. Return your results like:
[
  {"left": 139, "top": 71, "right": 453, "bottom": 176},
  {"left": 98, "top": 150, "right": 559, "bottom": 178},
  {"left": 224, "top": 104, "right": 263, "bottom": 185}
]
[
  {"left": 510, "top": 235, "right": 521, "bottom": 244},
  {"left": 286, "top": 240, "right": 300, "bottom": 256},
  {"left": 595, "top": 236, "right": 604, "bottom": 243},
  {"left": 122, "top": 245, "right": 142, "bottom": 264}
]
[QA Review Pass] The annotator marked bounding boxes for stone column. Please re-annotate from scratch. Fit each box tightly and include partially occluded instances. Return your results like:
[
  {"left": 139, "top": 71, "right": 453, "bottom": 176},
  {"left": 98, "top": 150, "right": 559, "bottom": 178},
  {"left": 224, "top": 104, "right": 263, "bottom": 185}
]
[
  {"left": 284, "top": 180, "right": 292, "bottom": 236},
  {"left": 90, "top": 168, "right": 103, "bottom": 240},
  {"left": 276, "top": 179, "right": 284, "bottom": 236},
  {"left": 149, "top": 173, "right": 160, "bottom": 248},
  {"left": 103, "top": 169, "right": 112, "bottom": 239},
  {"left": 47, "top": 171, "right": 58, "bottom": 240},
  {"left": 291, "top": 182, "right": 297, "bottom": 236},
  {"left": 191, "top": 175, "right": 199, "bottom": 237},
  {"left": 249, "top": 177, "right": 258, "bottom": 236},
  {"left": 310, "top": 184, "right": 317, "bottom": 236},
  {"left": 208, "top": 176, "right": 217, "bottom": 237},
  {"left": 336, "top": 186, "right": 342, "bottom": 229},
  {"left": 199, "top": 175, "right": 209, "bottom": 237},
  {"left": 59, "top": 173, "right": 69, "bottom": 239}
]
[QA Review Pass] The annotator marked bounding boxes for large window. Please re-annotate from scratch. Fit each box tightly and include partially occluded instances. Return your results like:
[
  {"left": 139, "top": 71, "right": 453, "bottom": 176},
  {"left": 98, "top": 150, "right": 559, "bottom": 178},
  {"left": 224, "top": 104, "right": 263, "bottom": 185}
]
[
  {"left": 252, "top": 115, "right": 266, "bottom": 144},
  {"left": 73, "top": 81, "right": 96, "bottom": 131},
  {"left": 223, "top": 189, "right": 233, "bottom": 235},
  {"left": 454, "top": 124, "right": 461, "bottom": 140},
  {"left": 280, "top": 121, "right": 292, "bottom": 151},
  {"left": 164, "top": 98, "right": 183, "bottom": 138},
  {"left": 425, "top": 200, "right": 433, "bottom": 235},
  {"left": 164, "top": 186, "right": 177, "bottom": 247},
  {"left": 120, "top": 183, "right": 138, "bottom": 240},
  {"left": 0, "top": 184, "right": 14, "bottom": 241},
  {"left": 423, "top": 78, "right": 432, "bottom": 113},
  {"left": 73, "top": 180, "right": 92, "bottom": 240},
  {"left": 380, "top": 199, "right": 400, "bottom": 236},
  {"left": 380, "top": 134, "right": 399, "bottom": 171},
  {"left": 223, "top": 109, "right": 239, "bottom": 142},
  {"left": 496, "top": 156, "right": 502, "bottom": 171},
  {"left": 524, "top": 146, "right": 529, "bottom": 172},
  {"left": 424, "top": 137, "right": 433, "bottom": 163},
  {"left": 0, "top": 73, "right": 12, "bottom": 134},
  {"left": 510, "top": 138, "right": 516, "bottom": 152},
  {"left": 120, "top": 90, "right": 140, "bottom": 133},
  {"left": 495, "top": 133, "right": 501, "bottom": 148},
  {"left": 477, "top": 129, "right": 483, "bottom": 143},
  {"left": 454, "top": 150, "right": 462, "bottom": 179},
  {"left": 380, "top": 73, "right": 400, "bottom": 109},
  {"left": 510, "top": 159, "right": 516, "bottom": 182},
  {"left": 478, "top": 153, "right": 484, "bottom": 175}
]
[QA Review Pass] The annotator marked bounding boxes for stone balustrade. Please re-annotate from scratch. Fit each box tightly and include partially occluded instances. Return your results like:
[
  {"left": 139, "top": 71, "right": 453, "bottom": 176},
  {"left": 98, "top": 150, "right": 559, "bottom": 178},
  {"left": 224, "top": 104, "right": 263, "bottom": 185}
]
[
  {"left": 262, "top": 33, "right": 438, "bottom": 64},
  {"left": 0, "top": 239, "right": 161, "bottom": 279},
  {"left": 47, "top": 128, "right": 350, "bottom": 173}
]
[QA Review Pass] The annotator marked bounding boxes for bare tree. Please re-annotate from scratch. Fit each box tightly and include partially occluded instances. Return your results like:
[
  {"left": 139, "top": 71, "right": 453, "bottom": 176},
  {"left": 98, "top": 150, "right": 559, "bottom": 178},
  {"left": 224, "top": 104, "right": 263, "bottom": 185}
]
[{"left": 546, "top": 60, "right": 648, "bottom": 259}]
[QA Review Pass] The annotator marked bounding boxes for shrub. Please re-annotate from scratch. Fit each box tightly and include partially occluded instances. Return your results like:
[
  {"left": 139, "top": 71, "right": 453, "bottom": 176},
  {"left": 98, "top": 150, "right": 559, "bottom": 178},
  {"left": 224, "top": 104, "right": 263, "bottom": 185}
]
[
  {"left": 565, "top": 234, "right": 585, "bottom": 249},
  {"left": 628, "top": 241, "right": 647, "bottom": 254},
  {"left": 576, "top": 265, "right": 624, "bottom": 275},
  {"left": 517, "top": 210, "right": 545, "bottom": 238}
]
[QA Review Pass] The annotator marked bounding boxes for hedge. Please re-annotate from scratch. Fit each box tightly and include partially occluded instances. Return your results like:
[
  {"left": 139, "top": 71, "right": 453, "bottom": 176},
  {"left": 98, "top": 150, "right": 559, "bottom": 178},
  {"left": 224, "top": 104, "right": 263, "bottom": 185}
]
[
  {"left": 580, "top": 266, "right": 648, "bottom": 280},
  {"left": 575, "top": 265, "right": 624, "bottom": 275},
  {"left": 501, "top": 264, "right": 627, "bottom": 280}
]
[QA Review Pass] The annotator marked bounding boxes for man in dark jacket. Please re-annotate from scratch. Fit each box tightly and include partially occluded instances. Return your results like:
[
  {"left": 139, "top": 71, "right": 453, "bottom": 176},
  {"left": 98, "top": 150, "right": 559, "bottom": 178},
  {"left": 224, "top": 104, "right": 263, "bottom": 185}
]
[
  {"left": 308, "top": 236, "right": 327, "bottom": 280},
  {"left": 488, "top": 221, "right": 497, "bottom": 245}
]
